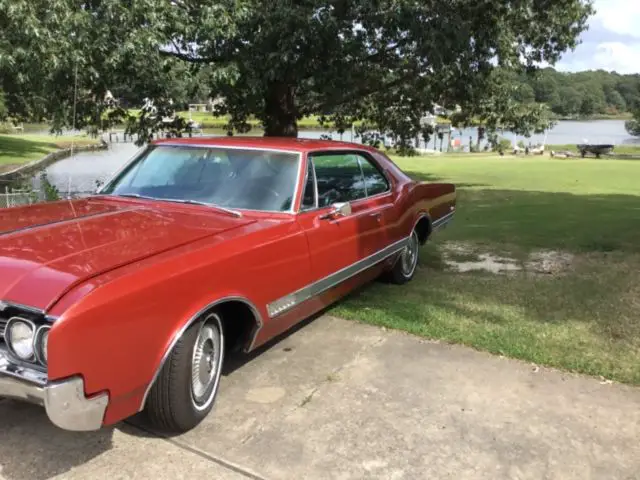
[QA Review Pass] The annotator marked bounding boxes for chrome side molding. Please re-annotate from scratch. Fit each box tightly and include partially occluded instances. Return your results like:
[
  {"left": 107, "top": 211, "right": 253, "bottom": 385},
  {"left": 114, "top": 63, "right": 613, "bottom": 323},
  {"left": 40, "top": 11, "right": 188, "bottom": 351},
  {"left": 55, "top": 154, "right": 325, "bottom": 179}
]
[{"left": 267, "top": 236, "right": 410, "bottom": 318}]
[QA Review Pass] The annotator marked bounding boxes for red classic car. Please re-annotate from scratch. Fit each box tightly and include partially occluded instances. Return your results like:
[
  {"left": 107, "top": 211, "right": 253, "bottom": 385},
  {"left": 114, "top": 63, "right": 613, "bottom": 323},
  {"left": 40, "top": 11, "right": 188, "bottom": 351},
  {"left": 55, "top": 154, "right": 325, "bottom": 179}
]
[{"left": 0, "top": 137, "right": 455, "bottom": 432}]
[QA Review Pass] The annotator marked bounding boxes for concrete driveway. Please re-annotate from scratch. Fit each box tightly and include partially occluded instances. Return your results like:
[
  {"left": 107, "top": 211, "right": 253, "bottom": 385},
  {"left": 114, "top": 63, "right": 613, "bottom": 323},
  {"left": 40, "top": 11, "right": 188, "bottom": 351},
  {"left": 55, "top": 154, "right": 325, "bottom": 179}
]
[{"left": 1, "top": 315, "right": 639, "bottom": 480}]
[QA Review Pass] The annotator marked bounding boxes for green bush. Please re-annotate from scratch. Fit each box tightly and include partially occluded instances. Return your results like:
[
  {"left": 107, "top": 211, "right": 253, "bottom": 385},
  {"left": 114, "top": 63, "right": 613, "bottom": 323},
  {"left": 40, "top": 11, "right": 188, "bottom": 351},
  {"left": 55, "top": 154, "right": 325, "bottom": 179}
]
[
  {"left": 625, "top": 119, "right": 640, "bottom": 137},
  {"left": 498, "top": 138, "right": 513, "bottom": 152}
]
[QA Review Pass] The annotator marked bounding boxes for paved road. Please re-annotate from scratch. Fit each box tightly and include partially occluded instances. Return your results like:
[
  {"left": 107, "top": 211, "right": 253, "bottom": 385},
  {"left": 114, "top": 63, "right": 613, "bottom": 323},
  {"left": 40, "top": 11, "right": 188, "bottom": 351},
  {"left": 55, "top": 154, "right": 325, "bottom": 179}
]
[{"left": 1, "top": 316, "right": 638, "bottom": 480}]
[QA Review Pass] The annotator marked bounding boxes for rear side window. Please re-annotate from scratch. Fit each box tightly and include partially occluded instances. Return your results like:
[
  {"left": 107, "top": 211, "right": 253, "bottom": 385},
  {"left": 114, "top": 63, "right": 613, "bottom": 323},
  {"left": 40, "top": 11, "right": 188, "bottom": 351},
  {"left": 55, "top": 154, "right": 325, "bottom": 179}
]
[
  {"left": 358, "top": 156, "right": 390, "bottom": 196},
  {"left": 312, "top": 154, "right": 367, "bottom": 206}
]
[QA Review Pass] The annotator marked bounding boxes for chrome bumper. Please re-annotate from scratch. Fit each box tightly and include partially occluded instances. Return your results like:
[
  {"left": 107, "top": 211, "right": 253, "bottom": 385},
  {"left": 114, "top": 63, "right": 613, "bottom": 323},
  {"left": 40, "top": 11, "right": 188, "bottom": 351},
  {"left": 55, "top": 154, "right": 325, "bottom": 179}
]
[{"left": 0, "top": 346, "right": 108, "bottom": 431}]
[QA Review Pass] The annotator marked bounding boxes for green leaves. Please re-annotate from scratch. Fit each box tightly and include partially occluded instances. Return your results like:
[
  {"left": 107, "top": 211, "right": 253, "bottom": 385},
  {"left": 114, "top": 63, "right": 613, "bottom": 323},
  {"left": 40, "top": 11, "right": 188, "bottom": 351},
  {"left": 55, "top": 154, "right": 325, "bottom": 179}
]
[
  {"left": 626, "top": 110, "right": 640, "bottom": 137},
  {"left": 1, "top": 0, "right": 595, "bottom": 147}
]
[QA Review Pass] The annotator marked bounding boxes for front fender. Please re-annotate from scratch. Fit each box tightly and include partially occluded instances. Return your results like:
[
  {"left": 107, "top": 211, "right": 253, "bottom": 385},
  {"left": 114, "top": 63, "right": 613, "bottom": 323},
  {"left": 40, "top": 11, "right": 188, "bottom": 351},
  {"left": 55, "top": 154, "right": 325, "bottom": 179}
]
[{"left": 46, "top": 219, "right": 310, "bottom": 426}]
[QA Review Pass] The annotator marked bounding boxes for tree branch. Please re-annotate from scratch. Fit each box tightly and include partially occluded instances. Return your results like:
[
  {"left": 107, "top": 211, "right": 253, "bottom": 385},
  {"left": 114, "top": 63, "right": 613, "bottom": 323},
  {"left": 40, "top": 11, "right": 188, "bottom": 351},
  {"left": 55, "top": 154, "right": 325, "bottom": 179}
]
[
  {"left": 159, "top": 40, "right": 227, "bottom": 64},
  {"left": 319, "top": 73, "right": 416, "bottom": 111}
]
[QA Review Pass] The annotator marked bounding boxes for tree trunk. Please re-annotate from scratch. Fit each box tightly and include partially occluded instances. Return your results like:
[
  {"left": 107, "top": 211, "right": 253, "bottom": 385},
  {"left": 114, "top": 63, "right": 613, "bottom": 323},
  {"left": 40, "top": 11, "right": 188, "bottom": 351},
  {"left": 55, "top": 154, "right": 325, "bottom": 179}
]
[
  {"left": 476, "top": 126, "right": 485, "bottom": 149},
  {"left": 263, "top": 82, "right": 298, "bottom": 137}
]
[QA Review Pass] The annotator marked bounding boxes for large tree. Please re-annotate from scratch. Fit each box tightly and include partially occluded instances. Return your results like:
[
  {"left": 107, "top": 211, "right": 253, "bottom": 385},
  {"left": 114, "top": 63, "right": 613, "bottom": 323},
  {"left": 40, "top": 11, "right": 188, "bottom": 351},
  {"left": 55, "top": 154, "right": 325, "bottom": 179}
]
[{"left": 1, "top": 0, "right": 594, "bottom": 143}]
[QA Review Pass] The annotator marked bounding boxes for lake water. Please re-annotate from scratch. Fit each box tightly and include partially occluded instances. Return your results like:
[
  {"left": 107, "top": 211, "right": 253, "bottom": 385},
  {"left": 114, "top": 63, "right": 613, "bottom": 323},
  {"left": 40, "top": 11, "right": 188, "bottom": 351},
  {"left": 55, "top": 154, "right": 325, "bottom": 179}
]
[{"left": 39, "top": 119, "right": 639, "bottom": 195}]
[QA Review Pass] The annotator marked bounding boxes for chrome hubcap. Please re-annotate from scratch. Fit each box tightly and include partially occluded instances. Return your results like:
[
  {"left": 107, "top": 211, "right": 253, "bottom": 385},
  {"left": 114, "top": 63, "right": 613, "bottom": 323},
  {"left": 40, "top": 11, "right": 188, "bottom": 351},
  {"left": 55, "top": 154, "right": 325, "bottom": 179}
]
[
  {"left": 191, "top": 321, "right": 221, "bottom": 407},
  {"left": 401, "top": 231, "right": 419, "bottom": 277}
]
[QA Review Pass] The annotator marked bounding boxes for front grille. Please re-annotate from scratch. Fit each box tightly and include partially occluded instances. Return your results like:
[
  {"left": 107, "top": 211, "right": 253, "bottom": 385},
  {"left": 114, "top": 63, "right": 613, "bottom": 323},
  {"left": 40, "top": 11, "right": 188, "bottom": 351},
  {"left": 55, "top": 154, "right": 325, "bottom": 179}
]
[{"left": 0, "top": 317, "right": 6, "bottom": 341}]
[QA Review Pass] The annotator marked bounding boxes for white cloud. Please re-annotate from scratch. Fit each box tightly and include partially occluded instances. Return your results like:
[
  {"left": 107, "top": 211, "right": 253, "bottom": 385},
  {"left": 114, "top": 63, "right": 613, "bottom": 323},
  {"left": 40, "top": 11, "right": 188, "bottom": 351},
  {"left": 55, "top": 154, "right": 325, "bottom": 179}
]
[
  {"left": 596, "top": 0, "right": 640, "bottom": 39},
  {"left": 558, "top": 42, "right": 640, "bottom": 74},
  {"left": 594, "top": 42, "right": 640, "bottom": 72},
  {"left": 555, "top": 0, "right": 640, "bottom": 73}
]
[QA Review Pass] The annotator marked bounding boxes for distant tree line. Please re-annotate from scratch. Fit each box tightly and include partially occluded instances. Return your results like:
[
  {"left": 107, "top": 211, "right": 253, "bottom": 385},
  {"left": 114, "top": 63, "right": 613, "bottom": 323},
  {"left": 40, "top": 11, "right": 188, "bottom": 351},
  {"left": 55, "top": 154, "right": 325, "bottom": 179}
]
[{"left": 503, "top": 67, "right": 640, "bottom": 118}]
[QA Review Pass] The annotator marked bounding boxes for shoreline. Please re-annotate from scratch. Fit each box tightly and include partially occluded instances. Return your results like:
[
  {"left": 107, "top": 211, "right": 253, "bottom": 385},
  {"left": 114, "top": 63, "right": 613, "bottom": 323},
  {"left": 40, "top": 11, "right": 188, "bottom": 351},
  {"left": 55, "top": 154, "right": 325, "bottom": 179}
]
[
  {"left": 0, "top": 141, "right": 108, "bottom": 185},
  {"left": 17, "top": 115, "right": 633, "bottom": 135}
]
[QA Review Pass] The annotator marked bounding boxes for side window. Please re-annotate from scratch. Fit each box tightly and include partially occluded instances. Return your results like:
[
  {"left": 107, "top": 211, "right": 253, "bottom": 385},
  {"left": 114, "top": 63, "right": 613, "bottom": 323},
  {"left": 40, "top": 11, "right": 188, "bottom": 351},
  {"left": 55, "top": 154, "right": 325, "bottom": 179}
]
[
  {"left": 358, "top": 156, "right": 390, "bottom": 196},
  {"left": 301, "top": 158, "right": 316, "bottom": 210},
  {"left": 312, "top": 154, "right": 366, "bottom": 207}
]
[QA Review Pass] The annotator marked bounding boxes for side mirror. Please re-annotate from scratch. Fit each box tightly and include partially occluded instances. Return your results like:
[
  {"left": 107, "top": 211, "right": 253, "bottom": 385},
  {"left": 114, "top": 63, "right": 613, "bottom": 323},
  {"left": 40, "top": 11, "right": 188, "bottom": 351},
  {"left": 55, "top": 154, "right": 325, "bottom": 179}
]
[{"left": 319, "top": 202, "right": 352, "bottom": 220}]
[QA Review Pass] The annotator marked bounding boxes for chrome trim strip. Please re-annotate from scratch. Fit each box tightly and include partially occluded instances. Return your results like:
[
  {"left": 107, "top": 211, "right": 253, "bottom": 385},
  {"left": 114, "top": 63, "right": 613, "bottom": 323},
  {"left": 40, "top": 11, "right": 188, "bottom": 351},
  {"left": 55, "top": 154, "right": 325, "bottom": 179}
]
[
  {"left": 300, "top": 156, "right": 319, "bottom": 212},
  {"left": 0, "top": 301, "right": 44, "bottom": 315},
  {"left": 267, "top": 236, "right": 410, "bottom": 318},
  {"left": 391, "top": 213, "right": 432, "bottom": 271},
  {"left": 34, "top": 325, "right": 50, "bottom": 366},
  {"left": 432, "top": 210, "right": 455, "bottom": 230},
  {"left": 139, "top": 295, "right": 263, "bottom": 412},
  {"left": 96, "top": 145, "right": 149, "bottom": 194},
  {"left": 299, "top": 150, "right": 393, "bottom": 213},
  {"left": 413, "top": 212, "right": 432, "bottom": 233},
  {"left": 312, "top": 157, "right": 319, "bottom": 209},
  {"left": 290, "top": 151, "right": 305, "bottom": 213},
  {"left": 155, "top": 143, "right": 302, "bottom": 154},
  {"left": 354, "top": 153, "right": 392, "bottom": 198}
]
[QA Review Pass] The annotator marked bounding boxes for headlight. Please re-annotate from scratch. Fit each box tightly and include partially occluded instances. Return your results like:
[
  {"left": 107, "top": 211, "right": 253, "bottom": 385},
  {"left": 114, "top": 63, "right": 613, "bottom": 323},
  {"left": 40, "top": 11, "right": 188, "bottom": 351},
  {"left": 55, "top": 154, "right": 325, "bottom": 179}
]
[
  {"left": 6, "top": 318, "right": 36, "bottom": 361},
  {"left": 35, "top": 326, "right": 50, "bottom": 365}
]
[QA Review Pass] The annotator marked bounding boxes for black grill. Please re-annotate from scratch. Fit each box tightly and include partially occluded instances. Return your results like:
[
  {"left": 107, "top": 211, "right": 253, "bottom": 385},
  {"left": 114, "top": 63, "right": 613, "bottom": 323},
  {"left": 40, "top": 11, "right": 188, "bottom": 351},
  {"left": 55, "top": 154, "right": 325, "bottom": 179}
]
[{"left": 0, "top": 317, "right": 6, "bottom": 341}]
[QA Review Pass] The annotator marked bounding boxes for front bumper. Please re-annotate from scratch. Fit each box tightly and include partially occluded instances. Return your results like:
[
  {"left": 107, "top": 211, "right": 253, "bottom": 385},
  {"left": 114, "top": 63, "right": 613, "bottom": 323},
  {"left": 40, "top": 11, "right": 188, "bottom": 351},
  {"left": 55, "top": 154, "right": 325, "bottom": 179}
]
[{"left": 0, "top": 346, "right": 108, "bottom": 431}]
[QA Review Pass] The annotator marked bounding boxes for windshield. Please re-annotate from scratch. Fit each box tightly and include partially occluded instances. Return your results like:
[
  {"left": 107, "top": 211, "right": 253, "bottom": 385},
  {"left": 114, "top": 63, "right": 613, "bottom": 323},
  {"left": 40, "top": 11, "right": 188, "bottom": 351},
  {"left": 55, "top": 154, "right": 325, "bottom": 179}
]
[{"left": 101, "top": 145, "right": 301, "bottom": 212}]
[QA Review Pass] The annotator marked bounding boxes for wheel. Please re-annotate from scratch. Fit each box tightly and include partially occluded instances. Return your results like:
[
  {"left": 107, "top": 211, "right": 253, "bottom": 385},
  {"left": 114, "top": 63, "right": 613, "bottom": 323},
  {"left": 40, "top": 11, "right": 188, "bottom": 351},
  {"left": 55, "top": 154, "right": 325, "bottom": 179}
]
[
  {"left": 386, "top": 229, "right": 420, "bottom": 284},
  {"left": 145, "top": 313, "right": 225, "bottom": 433}
]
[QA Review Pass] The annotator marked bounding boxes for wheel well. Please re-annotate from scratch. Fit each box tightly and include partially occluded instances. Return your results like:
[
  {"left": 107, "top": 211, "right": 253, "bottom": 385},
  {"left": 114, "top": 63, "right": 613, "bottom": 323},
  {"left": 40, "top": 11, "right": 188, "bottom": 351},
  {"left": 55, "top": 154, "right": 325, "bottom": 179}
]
[
  {"left": 414, "top": 216, "right": 432, "bottom": 245},
  {"left": 214, "top": 300, "right": 261, "bottom": 354}
]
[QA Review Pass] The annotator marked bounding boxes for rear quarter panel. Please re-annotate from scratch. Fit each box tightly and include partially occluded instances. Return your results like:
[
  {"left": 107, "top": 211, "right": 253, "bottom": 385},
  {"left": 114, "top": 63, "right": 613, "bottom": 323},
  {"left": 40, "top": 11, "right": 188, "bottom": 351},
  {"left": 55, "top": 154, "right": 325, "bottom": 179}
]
[
  {"left": 413, "top": 182, "right": 457, "bottom": 223},
  {"left": 372, "top": 151, "right": 456, "bottom": 235}
]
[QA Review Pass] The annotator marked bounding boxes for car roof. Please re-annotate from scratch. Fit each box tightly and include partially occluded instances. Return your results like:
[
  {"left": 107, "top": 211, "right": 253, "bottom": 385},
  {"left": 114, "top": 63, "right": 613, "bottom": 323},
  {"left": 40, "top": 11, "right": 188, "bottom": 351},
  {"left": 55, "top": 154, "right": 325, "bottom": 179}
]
[{"left": 152, "top": 136, "right": 379, "bottom": 154}]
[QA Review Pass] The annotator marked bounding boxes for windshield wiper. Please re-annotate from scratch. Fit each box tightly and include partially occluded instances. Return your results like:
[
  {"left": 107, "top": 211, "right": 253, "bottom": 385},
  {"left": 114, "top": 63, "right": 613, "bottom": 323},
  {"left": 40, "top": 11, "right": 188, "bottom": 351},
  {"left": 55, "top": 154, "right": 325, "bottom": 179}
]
[
  {"left": 208, "top": 203, "right": 243, "bottom": 218},
  {"left": 111, "top": 194, "right": 242, "bottom": 218},
  {"left": 113, "top": 193, "right": 158, "bottom": 201},
  {"left": 166, "top": 198, "right": 243, "bottom": 218}
]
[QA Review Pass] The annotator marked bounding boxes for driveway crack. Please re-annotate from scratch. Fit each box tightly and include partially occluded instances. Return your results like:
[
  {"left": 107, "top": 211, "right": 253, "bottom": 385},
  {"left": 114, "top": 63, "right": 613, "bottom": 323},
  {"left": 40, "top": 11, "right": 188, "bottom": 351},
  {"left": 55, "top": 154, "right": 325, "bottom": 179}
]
[
  {"left": 125, "top": 421, "right": 269, "bottom": 480},
  {"left": 289, "top": 335, "right": 386, "bottom": 413}
]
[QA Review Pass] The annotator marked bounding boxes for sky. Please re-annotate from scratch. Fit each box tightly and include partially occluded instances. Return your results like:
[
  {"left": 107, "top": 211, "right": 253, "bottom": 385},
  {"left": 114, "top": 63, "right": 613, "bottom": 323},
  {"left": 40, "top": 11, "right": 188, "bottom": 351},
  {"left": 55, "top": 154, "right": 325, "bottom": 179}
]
[{"left": 555, "top": 0, "right": 640, "bottom": 74}]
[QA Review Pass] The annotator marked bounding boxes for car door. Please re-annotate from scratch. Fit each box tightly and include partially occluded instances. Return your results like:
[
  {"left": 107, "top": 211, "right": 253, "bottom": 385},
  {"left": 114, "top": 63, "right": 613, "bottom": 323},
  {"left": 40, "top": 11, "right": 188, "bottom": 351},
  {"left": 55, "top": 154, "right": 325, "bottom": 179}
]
[
  {"left": 355, "top": 151, "right": 397, "bottom": 252},
  {"left": 295, "top": 151, "right": 386, "bottom": 285}
]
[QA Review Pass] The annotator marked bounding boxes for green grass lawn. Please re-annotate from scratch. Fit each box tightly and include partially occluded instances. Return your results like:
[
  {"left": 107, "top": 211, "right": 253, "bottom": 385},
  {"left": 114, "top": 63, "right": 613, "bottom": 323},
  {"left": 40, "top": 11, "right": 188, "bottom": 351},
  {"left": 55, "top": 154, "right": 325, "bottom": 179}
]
[
  {"left": 0, "top": 134, "right": 100, "bottom": 172},
  {"left": 333, "top": 153, "right": 640, "bottom": 384}
]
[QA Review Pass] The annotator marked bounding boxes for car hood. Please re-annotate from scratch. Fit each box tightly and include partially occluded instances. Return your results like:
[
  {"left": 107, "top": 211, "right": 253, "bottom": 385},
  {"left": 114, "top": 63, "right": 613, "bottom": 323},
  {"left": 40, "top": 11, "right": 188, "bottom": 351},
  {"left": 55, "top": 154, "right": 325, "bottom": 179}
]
[{"left": 0, "top": 197, "right": 256, "bottom": 311}]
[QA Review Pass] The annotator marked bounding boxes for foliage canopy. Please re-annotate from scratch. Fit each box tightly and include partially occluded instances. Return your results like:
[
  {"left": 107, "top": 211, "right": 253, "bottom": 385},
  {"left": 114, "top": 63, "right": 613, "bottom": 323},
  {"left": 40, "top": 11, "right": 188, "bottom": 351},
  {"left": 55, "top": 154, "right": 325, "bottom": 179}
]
[{"left": 0, "top": 0, "right": 594, "bottom": 146}]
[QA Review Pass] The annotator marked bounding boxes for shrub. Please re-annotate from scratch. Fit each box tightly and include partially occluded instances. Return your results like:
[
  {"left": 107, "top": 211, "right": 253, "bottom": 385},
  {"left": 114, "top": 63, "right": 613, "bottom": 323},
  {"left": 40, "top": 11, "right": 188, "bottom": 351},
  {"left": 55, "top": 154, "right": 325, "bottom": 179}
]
[
  {"left": 625, "top": 119, "right": 640, "bottom": 137},
  {"left": 498, "top": 138, "right": 513, "bottom": 152}
]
